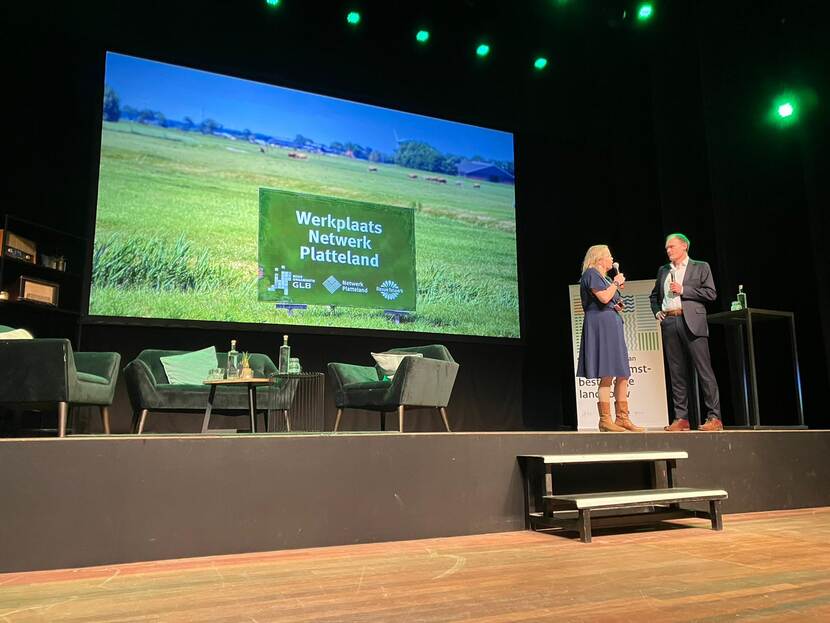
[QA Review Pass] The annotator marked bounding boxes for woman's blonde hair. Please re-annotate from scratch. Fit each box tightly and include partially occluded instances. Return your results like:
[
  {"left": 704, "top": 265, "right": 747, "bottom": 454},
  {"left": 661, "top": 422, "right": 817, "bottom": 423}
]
[{"left": 581, "top": 244, "right": 610, "bottom": 274}]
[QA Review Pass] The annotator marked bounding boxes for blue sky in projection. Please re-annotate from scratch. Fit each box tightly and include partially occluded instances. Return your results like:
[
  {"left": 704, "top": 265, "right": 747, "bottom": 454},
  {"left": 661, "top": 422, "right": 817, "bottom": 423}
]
[{"left": 105, "top": 52, "right": 515, "bottom": 161}]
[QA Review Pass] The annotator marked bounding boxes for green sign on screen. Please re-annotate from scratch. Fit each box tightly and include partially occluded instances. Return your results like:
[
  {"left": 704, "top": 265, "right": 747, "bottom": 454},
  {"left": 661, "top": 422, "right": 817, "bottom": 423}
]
[{"left": 258, "top": 188, "right": 416, "bottom": 310}]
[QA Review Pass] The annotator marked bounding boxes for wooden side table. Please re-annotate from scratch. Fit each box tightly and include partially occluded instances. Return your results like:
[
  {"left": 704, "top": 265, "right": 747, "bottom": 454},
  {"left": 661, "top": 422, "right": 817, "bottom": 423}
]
[{"left": 202, "top": 377, "right": 271, "bottom": 433}]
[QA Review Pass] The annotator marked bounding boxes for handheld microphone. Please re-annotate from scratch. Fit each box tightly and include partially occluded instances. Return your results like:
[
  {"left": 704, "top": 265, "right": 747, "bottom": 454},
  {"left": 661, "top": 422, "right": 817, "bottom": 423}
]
[
  {"left": 670, "top": 268, "right": 676, "bottom": 283},
  {"left": 612, "top": 262, "right": 623, "bottom": 291}
]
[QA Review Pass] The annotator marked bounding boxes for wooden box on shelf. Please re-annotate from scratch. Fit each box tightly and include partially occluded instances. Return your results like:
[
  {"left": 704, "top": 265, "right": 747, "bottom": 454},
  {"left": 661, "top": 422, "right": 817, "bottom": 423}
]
[
  {"left": 1, "top": 214, "right": 86, "bottom": 317},
  {"left": 11, "top": 275, "right": 60, "bottom": 306},
  {"left": 0, "top": 229, "right": 37, "bottom": 264}
]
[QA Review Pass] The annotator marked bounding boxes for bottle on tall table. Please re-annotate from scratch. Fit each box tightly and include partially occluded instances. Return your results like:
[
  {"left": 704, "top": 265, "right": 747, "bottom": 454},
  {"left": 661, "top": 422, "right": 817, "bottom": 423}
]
[
  {"left": 226, "top": 339, "right": 241, "bottom": 379},
  {"left": 737, "top": 285, "right": 747, "bottom": 310},
  {"left": 279, "top": 335, "right": 291, "bottom": 374}
]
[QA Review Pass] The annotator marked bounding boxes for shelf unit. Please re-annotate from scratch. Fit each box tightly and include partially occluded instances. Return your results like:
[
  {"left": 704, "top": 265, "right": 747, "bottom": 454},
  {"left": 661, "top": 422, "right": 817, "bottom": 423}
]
[
  {"left": 0, "top": 215, "right": 89, "bottom": 436},
  {"left": 0, "top": 214, "right": 87, "bottom": 337}
]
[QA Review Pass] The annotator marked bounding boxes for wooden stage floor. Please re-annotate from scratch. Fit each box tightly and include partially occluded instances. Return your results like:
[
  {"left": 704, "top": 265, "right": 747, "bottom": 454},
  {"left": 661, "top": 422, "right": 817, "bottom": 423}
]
[{"left": 2, "top": 507, "right": 829, "bottom": 622}]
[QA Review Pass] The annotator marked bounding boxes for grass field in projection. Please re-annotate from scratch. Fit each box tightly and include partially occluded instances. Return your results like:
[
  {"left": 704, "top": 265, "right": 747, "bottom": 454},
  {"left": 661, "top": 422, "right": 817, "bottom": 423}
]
[{"left": 90, "top": 122, "right": 520, "bottom": 337}]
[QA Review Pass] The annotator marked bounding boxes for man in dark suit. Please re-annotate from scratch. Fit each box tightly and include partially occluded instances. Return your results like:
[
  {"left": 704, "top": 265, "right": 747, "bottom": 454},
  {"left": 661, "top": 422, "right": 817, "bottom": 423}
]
[{"left": 649, "top": 233, "right": 723, "bottom": 431}]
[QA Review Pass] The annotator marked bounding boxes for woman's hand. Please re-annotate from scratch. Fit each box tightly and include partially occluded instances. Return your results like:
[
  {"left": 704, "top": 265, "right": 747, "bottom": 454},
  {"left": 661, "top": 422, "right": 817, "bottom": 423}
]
[{"left": 613, "top": 273, "right": 626, "bottom": 288}]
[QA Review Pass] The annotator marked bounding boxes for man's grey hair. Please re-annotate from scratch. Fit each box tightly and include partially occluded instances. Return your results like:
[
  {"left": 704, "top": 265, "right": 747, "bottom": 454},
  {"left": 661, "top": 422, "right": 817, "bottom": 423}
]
[{"left": 665, "top": 232, "right": 690, "bottom": 251}]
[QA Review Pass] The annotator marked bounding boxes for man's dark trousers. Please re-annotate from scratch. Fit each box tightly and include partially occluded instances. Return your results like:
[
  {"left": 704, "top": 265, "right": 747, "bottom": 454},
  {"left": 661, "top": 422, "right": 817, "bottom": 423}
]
[{"left": 661, "top": 315, "right": 721, "bottom": 422}]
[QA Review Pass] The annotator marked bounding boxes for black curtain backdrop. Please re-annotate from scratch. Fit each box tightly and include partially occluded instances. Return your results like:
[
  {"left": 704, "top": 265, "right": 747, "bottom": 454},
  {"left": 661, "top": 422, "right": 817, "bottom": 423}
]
[{"left": 1, "top": 1, "right": 826, "bottom": 432}]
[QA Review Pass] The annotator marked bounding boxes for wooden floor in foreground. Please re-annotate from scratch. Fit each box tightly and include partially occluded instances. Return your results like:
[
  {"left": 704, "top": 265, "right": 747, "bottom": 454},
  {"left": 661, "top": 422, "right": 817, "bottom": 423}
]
[{"left": 2, "top": 507, "right": 830, "bottom": 622}]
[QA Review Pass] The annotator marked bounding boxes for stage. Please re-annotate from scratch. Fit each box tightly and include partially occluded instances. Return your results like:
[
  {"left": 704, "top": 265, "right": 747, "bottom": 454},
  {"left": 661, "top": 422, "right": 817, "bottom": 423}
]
[{"left": 2, "top": 429, "right": 829, "bottom": 573}]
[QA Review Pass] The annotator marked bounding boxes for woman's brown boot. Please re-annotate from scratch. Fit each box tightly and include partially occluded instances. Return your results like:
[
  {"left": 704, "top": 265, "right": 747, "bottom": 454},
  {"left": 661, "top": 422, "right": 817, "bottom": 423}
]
[
  {"left": 598, "top": 402, "right": 626, "bottom": 432},
  {"left": 614, "top": 400, "right": 645, "bottom": 432}
]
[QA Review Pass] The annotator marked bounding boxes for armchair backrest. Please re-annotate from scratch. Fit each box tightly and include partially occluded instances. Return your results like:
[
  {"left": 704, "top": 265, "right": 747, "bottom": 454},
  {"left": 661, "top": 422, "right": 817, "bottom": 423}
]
[
  {"left": 134, "top": 350, "right": 176, "bottom": 385},
  {"left": 134, "top": 349, "right": 278, "bottom": 385},
  {"left": 0, "top": 337, "right": 73, "bottom": 403},
  {"left": 386, "top": 345, "right": 455, "bottom": 363}
]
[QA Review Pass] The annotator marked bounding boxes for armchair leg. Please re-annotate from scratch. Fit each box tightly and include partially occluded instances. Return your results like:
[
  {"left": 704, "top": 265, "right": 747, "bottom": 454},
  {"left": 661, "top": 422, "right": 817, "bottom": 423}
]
[
  {"left": 283, "top": 409, "right": 291, "bottom": 432},
  {"left": 379, "top": 411, "right": 386, "bottom": 431},
  {"left": 58, "top": 402, "right": 69, "bottom": 438},
  {"left": 439, "top": 407, "right": 451, "bottom": 432},
  {"left": 100, "top": 406, "right": 111, "bottom": 435},
  {"left": 334, "top": 408, "right": 343, "bottom": 432},
  {"left": 136, "top": 409, "right": 149, "bottom": 434},
  {"left": 398, "top": 405, "right": 405, "bottom": 433}
]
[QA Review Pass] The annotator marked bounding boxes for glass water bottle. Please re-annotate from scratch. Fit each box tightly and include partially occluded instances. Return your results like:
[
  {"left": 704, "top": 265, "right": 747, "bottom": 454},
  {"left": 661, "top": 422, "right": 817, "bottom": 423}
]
[
  {"left": 279, "top": 334, "right": 291, "bottom": 374},
  {"left": 737, "top": 285, "right": 747, "bottom": 310},
  {"left": 226, "top": 339, "right": 240, "bottom": 378}
]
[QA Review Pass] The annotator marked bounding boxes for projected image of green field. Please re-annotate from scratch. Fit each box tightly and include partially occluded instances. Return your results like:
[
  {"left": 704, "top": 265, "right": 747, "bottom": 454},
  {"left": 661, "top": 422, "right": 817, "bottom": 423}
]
[
  {"left": 91, "top": 123, "right": 519, "bottom": 337},
  {"left": 90, "top": 52, "right": 519, "bottom": 338}
]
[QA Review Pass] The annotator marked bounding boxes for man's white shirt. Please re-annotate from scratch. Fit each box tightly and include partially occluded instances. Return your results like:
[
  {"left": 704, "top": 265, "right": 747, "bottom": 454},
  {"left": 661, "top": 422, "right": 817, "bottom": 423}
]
[{"left": 661, "top": 256, "right": 689, "bottom": 312}]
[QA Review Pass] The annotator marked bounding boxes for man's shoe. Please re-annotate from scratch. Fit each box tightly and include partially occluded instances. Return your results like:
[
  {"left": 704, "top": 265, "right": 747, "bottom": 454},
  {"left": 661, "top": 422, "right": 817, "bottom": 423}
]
[
  {"left": 699, "top": 417, "right": 724, "bottom": 432},
  {"left": 664, "top": 418, "right": 690, "bottom": 432}
]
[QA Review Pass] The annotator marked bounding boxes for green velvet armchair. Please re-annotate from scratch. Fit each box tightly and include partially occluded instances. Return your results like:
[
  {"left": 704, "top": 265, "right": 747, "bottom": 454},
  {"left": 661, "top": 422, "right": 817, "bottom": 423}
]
[
  {"left": 327, "top": 345, "right": 459, "bottom": 432},
  {"left": 0, "top": 325, "right": 121, "bottom": 437},
  {"left": 124, "top": 349, "right": 298, "bottom": 434}
]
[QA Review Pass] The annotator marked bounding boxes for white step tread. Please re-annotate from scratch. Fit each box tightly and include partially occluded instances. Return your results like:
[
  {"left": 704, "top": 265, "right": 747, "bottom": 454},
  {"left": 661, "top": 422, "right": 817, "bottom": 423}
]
[
  {"left": 519, "top": 451, "right": 688, "bottom": 464},
  {"left": 545, "top": 487, "right": 728, "bottom": 509}
]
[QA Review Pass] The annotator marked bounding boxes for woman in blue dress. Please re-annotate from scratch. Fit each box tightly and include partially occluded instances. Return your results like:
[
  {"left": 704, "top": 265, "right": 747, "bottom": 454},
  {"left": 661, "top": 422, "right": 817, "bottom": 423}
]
[{"left": 576, "top": 245, "right": 643, "bottom": 432}]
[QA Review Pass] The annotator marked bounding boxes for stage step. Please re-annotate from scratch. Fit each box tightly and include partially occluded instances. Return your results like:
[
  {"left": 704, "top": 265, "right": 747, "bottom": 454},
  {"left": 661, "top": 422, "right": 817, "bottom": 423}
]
[
  {"left": 544, "top": 487, "right": 727, "bottom": 509},
  {"left": 519, "top": 451, "right": 727, "bottom": 543},
  {"left": 521, "top": 450, "right": 688, "bottom": 464}
]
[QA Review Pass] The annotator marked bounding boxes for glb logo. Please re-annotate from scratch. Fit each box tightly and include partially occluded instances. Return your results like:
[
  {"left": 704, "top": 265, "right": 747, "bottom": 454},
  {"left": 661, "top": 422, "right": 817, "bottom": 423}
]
[{"left": 267, "top": 266, "right": 316, "bottom": 295}]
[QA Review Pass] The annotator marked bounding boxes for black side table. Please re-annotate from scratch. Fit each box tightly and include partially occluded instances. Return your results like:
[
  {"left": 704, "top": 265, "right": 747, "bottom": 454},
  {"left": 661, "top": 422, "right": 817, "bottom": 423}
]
[
  {"left": 267, "top": 372, "right": 326, "bottom": 432},
  {"left": 707, "top": 308, "right": 805, "bottom": 429}
]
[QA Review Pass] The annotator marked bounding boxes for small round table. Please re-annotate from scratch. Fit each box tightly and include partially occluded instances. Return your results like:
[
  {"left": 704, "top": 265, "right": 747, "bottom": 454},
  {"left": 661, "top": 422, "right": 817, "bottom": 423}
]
[{"left": 202, "top": 377, "right": 271, "bottom": 433}]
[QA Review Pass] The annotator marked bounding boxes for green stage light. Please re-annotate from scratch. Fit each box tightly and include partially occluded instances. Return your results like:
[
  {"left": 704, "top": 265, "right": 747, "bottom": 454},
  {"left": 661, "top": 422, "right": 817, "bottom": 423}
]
[
  {"left": 637, "top": 3, "right": 654, "bottom": 21},
  {"left": 265, "top": 0, "right": 280, "bottom": 7},
  {"left": 476, "top": 43, "right": 490, "bottom": 58},
  {"left": 769, "top": 92, "right": 801, "bottom": 127},
  {"left": 346, "top": 11, "right": 361, "bottom": 25},
  {"left": 416, "top": 30, "right": 430, "bottom": 43},
  {"left": 534, "top": 57, "right": 548, "bottom": 70}
]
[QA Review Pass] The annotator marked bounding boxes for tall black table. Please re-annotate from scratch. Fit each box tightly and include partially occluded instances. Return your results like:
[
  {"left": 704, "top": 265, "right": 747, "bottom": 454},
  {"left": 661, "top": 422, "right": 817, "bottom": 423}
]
[{"left": 707, "top": 308, "right": 805, "bottom": 429}]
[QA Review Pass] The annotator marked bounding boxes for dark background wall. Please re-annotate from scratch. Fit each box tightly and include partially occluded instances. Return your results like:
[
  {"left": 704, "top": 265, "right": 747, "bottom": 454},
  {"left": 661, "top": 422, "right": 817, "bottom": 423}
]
[{"left": 1, "top": 0, "right": 827, "bottom": 432}]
